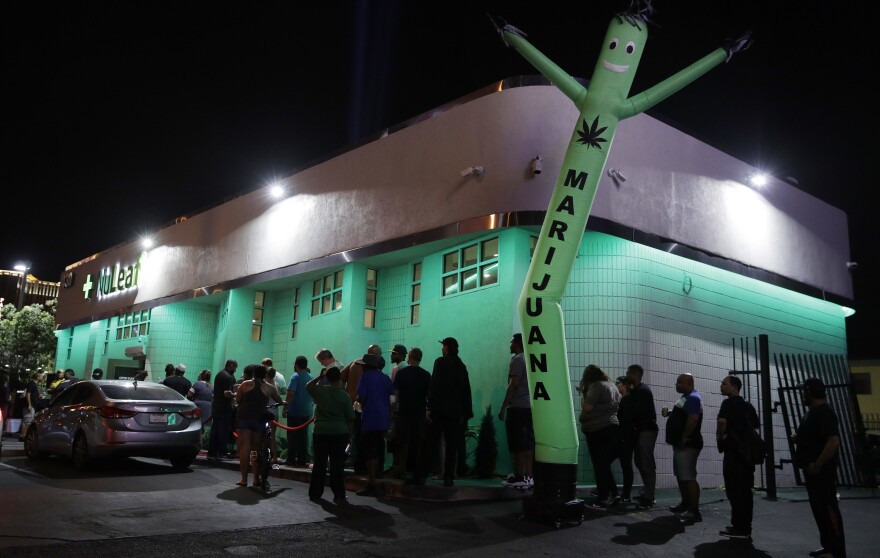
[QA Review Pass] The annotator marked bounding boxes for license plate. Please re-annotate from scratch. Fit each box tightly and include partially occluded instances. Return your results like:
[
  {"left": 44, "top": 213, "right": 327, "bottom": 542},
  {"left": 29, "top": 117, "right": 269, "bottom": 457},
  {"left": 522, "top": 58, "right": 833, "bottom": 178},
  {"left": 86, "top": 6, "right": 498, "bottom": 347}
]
[{"left": 149, "top": 413, "right": 168, "bottom": 424}]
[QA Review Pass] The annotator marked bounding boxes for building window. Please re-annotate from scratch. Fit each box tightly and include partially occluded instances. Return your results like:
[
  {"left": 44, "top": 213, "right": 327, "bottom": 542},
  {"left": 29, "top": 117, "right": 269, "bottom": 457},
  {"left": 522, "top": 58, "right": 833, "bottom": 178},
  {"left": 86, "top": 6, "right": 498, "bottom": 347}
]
[
  {"left": 116, "top": 309, "right": 151, "bottom": 340},
  {"left": 252, "top": 291, "right": 265, "bottom": 341},
  {"left": 529, "top": 235, "right": 539, "bottom": 259},
  {"left": 67, "top": 329, "right": 74, "bottom": 359},
  {"left": 441, "top": 237, "right": 499, "bottom": 296},
  {"left": 291, "top": 287, "right": 300, "bottom": 339},
  {"left": 410, "top": 262, "right": 422, "bottom": 325},
  {"left": 364, "top": 268, "right": 378, "bottom": 328},
  {"left": 311, "top": 270, "right": 344, "bottom": 316}
]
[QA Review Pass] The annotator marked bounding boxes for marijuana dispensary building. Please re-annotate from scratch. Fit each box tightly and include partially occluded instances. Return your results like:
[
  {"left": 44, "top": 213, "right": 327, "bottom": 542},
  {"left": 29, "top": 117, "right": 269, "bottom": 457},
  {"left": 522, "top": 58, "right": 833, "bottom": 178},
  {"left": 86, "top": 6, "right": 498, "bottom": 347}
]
[{"left": 53, "top": 79, "right": 853, "bottom": 487}]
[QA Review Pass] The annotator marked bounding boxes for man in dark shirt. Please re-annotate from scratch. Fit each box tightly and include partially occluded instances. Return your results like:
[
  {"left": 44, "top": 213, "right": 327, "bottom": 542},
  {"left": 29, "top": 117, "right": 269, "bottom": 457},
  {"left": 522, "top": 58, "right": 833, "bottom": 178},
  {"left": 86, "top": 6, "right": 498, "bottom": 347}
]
[
  {"left": 716, "top": 375, "right": 760, "bottom": 540},
  {"left": 393, "top": 347, "right": 431, "bottom": 483},
  {"left": 795, "top": 377, "right": 846, "bottom": 558},
  {"left": 626, "top": 364, "right": 658, "bottom": 509},
  {"left": 53, "top": 369, "right": 80, "bottom": 395},
  {"left": 162, "top": 364, "right": 192, "bottom": 396},
  {"left": 419, "top": 337, "right": 473, "bottom": 487},
  {"left": 207, "top": 359, "right": 238, "bottom": 459}
]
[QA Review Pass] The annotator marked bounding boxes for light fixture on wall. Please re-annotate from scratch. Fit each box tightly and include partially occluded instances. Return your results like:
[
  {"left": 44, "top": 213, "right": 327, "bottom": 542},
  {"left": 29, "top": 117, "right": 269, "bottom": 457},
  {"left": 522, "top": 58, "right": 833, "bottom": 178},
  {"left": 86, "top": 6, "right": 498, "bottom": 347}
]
[
  {"left": 529, "top": 155, "right": 543, "bottom": 175},
  {"left": 607, "top": 168, "right": 626, "bottom": 187},
  {"left": 746, "top": 172, "right": 768, "bottom": 187},
  {"left": 460, "top": 165, "right": 484, "bottom": 177}
]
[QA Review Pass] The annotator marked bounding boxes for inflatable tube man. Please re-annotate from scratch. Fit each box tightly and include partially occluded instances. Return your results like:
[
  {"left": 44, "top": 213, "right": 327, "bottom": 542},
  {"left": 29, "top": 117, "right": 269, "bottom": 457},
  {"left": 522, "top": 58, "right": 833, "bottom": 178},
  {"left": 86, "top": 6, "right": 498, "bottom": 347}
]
[{"left": 493, "top": 8, "right": 750, "bottom": 498}]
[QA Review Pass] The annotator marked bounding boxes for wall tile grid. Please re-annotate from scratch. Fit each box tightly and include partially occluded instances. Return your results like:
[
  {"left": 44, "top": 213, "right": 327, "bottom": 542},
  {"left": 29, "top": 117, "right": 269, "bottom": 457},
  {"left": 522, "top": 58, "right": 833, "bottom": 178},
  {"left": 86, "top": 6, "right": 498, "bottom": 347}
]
[
  {"left": 376, "top": 265, "right": 408, "bottom": 352},
  {"left": 563, "top": 232, "right": 847, "bottom": 488},
  {"left": 270, "top": 289, "right": 293, "bottom": 372},
  {"left": 147, "top": 304, "right": 218, "bottom": 381}
]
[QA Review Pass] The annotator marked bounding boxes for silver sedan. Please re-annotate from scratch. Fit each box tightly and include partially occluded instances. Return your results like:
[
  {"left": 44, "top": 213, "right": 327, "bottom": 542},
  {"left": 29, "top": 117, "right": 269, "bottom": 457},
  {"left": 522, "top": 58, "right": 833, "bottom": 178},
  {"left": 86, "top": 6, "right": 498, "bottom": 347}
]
[{"left": 23, "top": 379, "right": 202, "bottom": 470}]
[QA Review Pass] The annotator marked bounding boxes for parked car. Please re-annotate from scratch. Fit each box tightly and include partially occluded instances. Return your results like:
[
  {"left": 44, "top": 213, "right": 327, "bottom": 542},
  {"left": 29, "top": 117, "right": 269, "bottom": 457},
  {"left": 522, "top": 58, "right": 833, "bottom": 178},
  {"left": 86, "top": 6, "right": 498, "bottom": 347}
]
[{"left": 23, "top": 379, "right": 202, "bottom": 470}]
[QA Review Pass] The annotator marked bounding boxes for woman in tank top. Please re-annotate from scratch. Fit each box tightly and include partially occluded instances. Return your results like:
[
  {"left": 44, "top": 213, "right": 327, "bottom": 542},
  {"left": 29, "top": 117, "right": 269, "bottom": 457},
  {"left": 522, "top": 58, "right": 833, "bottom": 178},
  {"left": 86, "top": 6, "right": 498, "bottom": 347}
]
[{"left": 234, "top": 364, "right": 283, "bottom": 486}]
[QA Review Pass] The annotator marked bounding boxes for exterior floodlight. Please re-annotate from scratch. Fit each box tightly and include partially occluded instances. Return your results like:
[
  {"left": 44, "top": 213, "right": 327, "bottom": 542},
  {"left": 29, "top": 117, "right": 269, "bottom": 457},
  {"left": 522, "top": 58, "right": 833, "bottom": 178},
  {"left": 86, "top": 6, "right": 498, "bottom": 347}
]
[
  {"left": 13, "top": 260, "right": 31, "bottom": 309},
  {"left": 142, "top": 237, "right": 154, "bottom": 249},
  {"left": 747, "top": 172, "right": 768, "bottom": 187},
  {"left": 269, "top": 183, "right": 285, "bottom": 198}
]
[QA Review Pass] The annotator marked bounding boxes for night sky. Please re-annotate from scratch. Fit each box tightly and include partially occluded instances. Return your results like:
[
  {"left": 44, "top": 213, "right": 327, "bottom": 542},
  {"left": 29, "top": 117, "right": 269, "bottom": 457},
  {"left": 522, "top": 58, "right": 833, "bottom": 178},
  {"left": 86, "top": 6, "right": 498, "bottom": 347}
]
[{"left": 4, "top": 1, "right": 877, "bottom": 357}]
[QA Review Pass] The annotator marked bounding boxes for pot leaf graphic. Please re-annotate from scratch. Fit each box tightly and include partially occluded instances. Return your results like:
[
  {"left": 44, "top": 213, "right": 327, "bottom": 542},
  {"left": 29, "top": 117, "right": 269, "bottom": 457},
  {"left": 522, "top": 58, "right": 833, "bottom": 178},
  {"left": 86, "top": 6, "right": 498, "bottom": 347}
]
[{"left": 576, "top": 116, "right": 608, "bottom": 149}]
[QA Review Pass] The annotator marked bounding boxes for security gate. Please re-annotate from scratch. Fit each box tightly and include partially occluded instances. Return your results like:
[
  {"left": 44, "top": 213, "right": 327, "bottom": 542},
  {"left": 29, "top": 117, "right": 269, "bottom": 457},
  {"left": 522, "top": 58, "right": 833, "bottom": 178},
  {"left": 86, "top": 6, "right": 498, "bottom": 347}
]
[{"left": 731, "top": 334, "right": 876, "bottom": 495}]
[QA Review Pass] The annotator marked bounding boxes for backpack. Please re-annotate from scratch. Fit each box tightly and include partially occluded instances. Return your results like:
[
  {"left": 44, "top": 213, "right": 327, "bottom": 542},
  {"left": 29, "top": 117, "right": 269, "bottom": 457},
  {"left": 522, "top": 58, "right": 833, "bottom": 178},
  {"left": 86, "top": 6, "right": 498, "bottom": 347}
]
[{"left": 740, "top": 427, "right": 767, "bottom": 465}]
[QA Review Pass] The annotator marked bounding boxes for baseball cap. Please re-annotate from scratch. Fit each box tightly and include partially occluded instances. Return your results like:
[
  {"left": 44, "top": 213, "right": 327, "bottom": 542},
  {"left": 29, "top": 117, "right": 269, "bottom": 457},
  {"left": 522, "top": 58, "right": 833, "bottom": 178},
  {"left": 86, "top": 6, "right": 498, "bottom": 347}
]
[
  {"left": 391, "top": 344, "right": 407, "bottom": 356},
  {"left": 438, "top": 337, "right": 459, "bottom": 350},
  {"left": 175, "top": 363, "right": 187, "bottom": 373},
  {"left": 615, "top": 376, "right": 628, "bottom": 385}
]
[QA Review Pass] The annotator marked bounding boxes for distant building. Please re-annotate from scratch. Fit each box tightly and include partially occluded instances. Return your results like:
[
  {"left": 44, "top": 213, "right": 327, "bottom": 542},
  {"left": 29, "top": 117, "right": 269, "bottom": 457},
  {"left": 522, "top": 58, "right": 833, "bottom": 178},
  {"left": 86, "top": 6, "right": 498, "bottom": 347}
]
[
  {"left": 0, "top": 270, "right": 59, "bottom": 310},
  {"left": 51, "top": 79, "right": 854, "bottom": 487}
]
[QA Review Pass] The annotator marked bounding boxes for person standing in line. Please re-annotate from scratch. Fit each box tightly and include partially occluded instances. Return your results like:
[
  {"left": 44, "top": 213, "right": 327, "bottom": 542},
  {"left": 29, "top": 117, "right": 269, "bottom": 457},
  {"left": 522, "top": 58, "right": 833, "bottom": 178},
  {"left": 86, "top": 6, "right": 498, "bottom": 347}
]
[
  {"left": 716, "top": 375, "right": 760, "bottom": 541},
  {"left": 419, "top": 337, "right": 473, "bottom": 488},
  {"left": 316, "top": 349, "right": 346, "bottom": 386},
  {"left": 355, "top": 353, "right": 393, "bottom": 496},
  {"left": 385, "top": 343, "right": 408, "bottom": 478},
  {"left": 234, "top": 364, "right": 283, "bottom": 487},
  {"left": 626, "top": 364, "right": 659, "bottom": 509},
  {"left": 306, "top": 366, "right": 354, "bottom": 503},
  {"left": 340, "top": 344, "right": 381, "bottom": 474},
  {"left": 664, "top": 373, "right": 704, "bottom": 523},
  {"left": 263, "top": 358, "right": 287, "bottom": 398},
  {"left": 498, "top": 333, "right": 534, "bottom": 490},
  {"left": 163, "top": 363, "right": 175, "bottom": 381},
  {"left": 188, "top": 370, "right": 213, "bottom": 425},
  {"left": 91, "top": 368, "right": 104, "bottom": 380},
  {"left": 393, "top": 347, "right": 431, "bottom": 483},
  {"left": 794, "top": 378, "right": 846, "bottom": 558},
  {"left": 578, "top": 364, "right": 621, "bottom": 511},
  {"left": 207, "top": 359, "right": 238, "bottom": 460},
  {"left": 162, "top": 364, "right": 191, "bottom": 397},
  {"left": 282, "top": 356, "right": 313, "bottom": 467},
  {"left": 611, "top": 375, "right": 635, "bottom": 503}
]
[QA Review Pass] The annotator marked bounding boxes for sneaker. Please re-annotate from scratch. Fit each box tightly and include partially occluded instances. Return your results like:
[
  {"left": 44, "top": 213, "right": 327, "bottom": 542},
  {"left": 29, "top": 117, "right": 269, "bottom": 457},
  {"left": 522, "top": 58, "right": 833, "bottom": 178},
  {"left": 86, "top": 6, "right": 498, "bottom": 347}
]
[
  {"left": 525, "top": 475, "right": 534, "bottom": 487},
  {"left": 668, "top": 502, "right": 688, "bottom": 513},
  {"left": 620, "top": 496, "right": 632, "bottom": 504},
  {"left": 333, "top": 496, "right": 349, "bottom": 504},
  {"left": 719, "top": 528, "right": 752, "bottom": 540},
  {"left": 635, "top": 497, "right": 654, "bottom": 509},
  {"left": 585, "top": 500, "right": 607, "bottom": 512},
  {"left": 678, "top": 510, "right": 703, "bottom": 523},
  {"left": 506, "top": 477, "right": 531, "bottom": 490},
  {"left": 589, "top": 489, "right": 599, "bottom": 497},
  {"left": 504, "top": 473, "right": 517, "bottom": 482},
  {"left": 808, "top": 550, "right": 829, "bottom": 558}
]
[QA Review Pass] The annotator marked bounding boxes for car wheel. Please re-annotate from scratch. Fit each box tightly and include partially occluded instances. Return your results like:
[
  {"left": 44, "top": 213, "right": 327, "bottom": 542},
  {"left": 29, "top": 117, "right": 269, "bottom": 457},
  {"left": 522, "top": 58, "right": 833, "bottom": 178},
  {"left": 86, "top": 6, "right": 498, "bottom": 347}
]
[
  {"left": 24, "top": 427, "right": 46, "bottom": 460},
  {"left": 170, "top": 452, "right": 197, "bottom": 470},
  {"left": 72, "top": 432, "right": 90, "bottom": 471}
]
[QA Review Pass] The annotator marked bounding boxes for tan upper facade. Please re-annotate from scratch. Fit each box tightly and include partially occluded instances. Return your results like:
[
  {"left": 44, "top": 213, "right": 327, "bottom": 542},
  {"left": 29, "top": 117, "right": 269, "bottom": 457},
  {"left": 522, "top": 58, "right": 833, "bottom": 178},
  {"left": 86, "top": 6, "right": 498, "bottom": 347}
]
[{"left": 55, "top": 81, "right": 852, "bottom": 329}]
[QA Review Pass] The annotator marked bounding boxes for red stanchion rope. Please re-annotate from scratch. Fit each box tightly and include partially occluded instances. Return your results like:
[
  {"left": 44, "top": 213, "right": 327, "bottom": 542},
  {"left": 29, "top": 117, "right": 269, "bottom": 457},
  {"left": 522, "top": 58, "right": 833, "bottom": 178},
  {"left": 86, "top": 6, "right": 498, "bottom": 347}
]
[{"left": 203, "top": 415, "right": 315, "bottom": 438}]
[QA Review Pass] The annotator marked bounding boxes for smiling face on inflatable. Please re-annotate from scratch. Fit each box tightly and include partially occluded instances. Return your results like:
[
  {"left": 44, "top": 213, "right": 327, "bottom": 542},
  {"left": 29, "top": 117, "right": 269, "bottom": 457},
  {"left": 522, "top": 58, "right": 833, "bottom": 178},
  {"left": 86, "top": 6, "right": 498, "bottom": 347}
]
[{"left": 589, "top": 16, "right": 648, "bottom": 98}]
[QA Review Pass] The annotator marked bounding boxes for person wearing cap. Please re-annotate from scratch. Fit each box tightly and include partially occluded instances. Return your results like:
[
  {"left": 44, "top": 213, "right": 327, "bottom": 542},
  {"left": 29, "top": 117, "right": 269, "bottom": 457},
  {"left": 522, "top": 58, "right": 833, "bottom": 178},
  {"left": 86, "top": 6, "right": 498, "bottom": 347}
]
[
  {"left": 355, "top": 353, "right": 393, "bottom": 496},
  {"left": 340, "top": 344, "right": 381, "bottom": 474},
  {"left": 794, "top": 377, "right": 846, "bottom": 558},
  {"left": 419, "top": 337, "right": 473, "bottom": 487},
  {"left": 91, "top": 368, "right": 104, "bottom": 380},
  {"left": 162, "top": 363, "right": 192, "bottom": 396},
  {"left": 385, "top": 343, "right": 408, "bottom": 478}
]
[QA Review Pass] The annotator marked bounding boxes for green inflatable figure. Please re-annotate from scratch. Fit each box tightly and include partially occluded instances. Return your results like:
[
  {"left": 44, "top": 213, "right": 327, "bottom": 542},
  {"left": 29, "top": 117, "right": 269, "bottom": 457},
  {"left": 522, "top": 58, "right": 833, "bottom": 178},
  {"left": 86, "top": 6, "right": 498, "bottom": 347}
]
[{"left": 492, "top": 4, "right": 750, "bottom": 513}]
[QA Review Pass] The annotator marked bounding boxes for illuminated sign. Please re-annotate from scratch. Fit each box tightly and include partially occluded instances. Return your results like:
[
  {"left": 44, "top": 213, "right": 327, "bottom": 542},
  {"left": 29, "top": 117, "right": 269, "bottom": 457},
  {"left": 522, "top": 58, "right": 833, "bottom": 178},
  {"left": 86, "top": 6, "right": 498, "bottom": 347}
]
[{"left": 83, "top": 255, "right": 143, "bottom": 300}]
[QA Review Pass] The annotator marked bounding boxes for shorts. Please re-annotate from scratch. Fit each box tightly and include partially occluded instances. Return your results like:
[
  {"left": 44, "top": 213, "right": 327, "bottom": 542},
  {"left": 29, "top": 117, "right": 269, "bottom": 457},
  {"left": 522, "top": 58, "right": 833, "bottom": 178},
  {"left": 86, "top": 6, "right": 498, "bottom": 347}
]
[
  {"left": 360, "top": 429, "right": 386, "bottom": 460},
  {"left": 504, "top": 407, "right": 535, "bottom": 453},
  {"left": 672, "top": 446, "right": 701, "bottom": 481},
  {"left": 235, "top": 417, "right": 265, "bottom": 433}
]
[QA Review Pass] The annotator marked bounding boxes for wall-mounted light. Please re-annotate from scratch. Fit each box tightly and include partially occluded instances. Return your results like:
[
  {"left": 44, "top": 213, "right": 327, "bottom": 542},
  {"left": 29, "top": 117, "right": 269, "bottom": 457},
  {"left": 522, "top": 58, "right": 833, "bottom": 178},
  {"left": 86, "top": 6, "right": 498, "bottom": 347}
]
[
  {"left": 269, "top": 182, "right": 286, "bottom": 198},
  {"left": 529, "top": 155, "right": 543, "bottom": 175},
  {"left": 607, "top": 168, "right": 626, "bottom": 187},
  {"left": 746, "top": 172, "right": 768, "bottom": 187},
  {"left": 141, "top": 237, "right": 154, "bottom": 249},
  {"left": 460, "top": 166, "right": 484, "bottom": 177}
]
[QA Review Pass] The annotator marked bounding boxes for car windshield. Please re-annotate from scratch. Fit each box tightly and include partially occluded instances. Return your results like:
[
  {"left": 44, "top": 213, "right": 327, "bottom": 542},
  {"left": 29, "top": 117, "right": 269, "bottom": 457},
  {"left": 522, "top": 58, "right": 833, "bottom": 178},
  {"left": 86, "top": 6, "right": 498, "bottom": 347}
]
[{"left": 99, "top": 383, "right": 185, "bottom": 401}]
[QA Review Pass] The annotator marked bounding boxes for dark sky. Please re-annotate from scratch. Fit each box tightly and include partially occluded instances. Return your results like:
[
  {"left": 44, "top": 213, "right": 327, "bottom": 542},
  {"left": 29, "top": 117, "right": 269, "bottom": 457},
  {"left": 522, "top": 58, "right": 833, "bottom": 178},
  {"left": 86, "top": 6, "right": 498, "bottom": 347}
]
[{"left": 4, "top": 1, "right": 877, "bottom": 357}]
